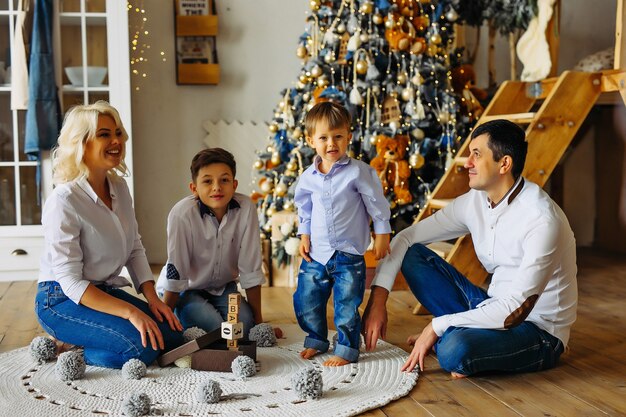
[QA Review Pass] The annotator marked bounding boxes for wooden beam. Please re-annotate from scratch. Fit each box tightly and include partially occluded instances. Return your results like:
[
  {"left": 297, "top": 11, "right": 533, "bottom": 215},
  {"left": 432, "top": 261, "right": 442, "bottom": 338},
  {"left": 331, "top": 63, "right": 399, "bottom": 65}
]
[{"left": 616, "top": 0, "right": 625, "bottom": 70}]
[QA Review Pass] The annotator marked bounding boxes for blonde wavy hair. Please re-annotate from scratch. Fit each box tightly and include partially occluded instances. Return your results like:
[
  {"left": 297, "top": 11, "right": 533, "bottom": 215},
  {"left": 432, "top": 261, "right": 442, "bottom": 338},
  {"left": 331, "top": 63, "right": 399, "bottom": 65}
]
[{"left": 52, "top": 101, "right": 129, "bottom": 184}]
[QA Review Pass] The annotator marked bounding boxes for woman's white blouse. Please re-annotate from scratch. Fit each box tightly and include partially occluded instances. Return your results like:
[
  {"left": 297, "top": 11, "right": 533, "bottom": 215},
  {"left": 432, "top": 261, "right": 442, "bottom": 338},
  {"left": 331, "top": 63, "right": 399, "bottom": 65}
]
[{"left": 38, "top": 175, "right": 153, "bottom": 304}]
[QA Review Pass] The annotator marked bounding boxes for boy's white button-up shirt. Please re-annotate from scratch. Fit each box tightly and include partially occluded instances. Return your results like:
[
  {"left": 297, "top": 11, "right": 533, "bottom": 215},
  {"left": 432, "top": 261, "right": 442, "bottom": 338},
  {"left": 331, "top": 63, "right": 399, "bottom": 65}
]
[
  {"left": 156, "top": 193, "right": 265, "bottom": 295},
  {"left": 39, "top": 176, "right": 153, "bottom": 304},
  {"left": 373, "top": 178, "right": 578, "bottom": 346}
]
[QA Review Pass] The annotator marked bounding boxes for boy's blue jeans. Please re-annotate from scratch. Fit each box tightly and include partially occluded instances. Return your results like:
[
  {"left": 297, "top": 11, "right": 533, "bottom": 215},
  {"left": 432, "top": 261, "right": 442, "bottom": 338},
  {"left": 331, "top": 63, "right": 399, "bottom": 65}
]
[
  {"left": 35, "top": 281, "right": 184, "bottom": 369},
  {"left": 293, "top": 251, "right": 366, "bottom": 362},
  {"left": 401, "top": 244, "right": 564, "bottom": 376},
  {"left": 175, "top": 282, "right": 255, "bottom": 338}
]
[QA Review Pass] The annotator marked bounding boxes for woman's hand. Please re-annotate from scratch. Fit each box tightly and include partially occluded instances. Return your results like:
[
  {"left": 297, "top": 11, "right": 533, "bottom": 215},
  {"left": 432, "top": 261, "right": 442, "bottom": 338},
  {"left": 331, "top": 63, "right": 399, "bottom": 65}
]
[
  {"left": 148, "top": 297, "right": 184, "bottom": 333},
  {"left": 127, "top": 307, "right": 165, "bottom": 350}
]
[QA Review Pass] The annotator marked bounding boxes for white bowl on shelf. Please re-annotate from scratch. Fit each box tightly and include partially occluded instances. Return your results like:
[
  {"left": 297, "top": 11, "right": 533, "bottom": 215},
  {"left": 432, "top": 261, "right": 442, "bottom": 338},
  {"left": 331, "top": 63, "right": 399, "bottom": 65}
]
[{"left": 64, "top": 66, "right": 107, "bottom": 87}]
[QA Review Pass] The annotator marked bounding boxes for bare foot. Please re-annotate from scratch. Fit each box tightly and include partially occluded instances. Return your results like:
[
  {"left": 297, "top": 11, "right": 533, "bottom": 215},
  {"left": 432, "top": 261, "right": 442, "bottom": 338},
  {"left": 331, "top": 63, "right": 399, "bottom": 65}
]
[
  {"left": 451, "top": 372, "right": 468, "bottom": 379},
  {"left": 300, "top": 348, "right": 319, "bottom": 359},
  {"left": 323, "top": 355, "right": 350, "bottom": 366},
  {"left": 53, "top": 338, "right": 74, "bottom": 355},
  {"left": 274, "top": 327, "right": 284, "bottom": 339}
]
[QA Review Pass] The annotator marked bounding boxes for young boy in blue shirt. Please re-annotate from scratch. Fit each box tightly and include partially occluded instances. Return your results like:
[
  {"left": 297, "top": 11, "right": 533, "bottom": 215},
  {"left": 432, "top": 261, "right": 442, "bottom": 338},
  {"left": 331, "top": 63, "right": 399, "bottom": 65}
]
[
  {"left": 294, "top": 101, "right": 392, "bottom": 366},
  {"left": 157, "top": 148, "right": 267, "bottom": 338}
]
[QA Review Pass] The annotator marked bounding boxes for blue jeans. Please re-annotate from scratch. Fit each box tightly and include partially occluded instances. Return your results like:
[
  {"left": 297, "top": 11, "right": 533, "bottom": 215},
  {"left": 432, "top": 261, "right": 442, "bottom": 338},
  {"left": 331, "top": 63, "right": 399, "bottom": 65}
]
[
  {"left": 293, "top": 251, "right": 366, "bottom": 362},
  {"left": 35, "top": 281, "right": 184, "bottom": 369},
  {"left": 401, "top": 244, "right": 564, "bottom": 376},
  {"left": 175, "top": 282, "right": 255, "bottom": 338}
]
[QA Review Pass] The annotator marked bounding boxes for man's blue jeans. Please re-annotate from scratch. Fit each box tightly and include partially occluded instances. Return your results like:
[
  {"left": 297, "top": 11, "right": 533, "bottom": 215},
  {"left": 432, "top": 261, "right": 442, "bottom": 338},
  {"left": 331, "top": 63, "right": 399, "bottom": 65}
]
[
  {"left": 293, "top": 251, "right": 366, "bottom": 362},
  {"left": 175, "top": 282, "right": 255, "bottom": 338},
  {"left": 35, "top": 281, "right": 184, "bottom": 369},
  {"left": 401, "top": 244, "right": 564, "bottom": 376}
]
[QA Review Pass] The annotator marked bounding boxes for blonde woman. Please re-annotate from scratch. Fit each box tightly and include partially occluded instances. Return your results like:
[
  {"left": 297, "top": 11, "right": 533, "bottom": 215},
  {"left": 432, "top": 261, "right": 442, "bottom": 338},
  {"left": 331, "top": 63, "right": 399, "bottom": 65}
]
[{"left": 35, "top": 101, "right": 183, "bottom": 368}]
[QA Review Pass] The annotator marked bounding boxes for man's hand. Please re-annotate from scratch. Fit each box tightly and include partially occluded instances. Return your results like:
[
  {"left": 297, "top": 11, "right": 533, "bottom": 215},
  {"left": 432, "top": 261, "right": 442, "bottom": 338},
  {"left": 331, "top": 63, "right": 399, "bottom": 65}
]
[
  {"left": 299, "top": 234, "right": 311, "bottom": 262},
  {"left": 362, "top": 286, "right": 389, "bottom": 351},
  {"left": 401, "top": 321, "right": 438, "bottom": 373},
  {"left": 373, "top": 234, "right": 391, "bottom": 260}
]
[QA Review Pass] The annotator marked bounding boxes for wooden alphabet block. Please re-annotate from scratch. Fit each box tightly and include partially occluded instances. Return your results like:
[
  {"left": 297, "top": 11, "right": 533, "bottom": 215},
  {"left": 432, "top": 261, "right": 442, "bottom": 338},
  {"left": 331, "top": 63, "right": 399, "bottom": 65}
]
[
  {"left": 227, "top": 339, "right": 238, "bottom": 350},
  {"left": 229, "top": 304, "right": 240, "bottom": 314},
  {"left": 221, "top": 321, "right": 244, "bottom": 340},
  {"left": 228, "top": 293, "right": 241, "bottom": 304},
  {"left": 227, "top": 312, "right": 238, "bottom": 323}
]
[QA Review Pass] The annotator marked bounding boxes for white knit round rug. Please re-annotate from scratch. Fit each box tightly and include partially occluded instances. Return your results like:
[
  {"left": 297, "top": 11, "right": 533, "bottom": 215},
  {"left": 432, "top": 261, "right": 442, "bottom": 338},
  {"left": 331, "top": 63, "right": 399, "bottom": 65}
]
[{"left": 0, "top": 325, "right": 418, "bottom": 416}]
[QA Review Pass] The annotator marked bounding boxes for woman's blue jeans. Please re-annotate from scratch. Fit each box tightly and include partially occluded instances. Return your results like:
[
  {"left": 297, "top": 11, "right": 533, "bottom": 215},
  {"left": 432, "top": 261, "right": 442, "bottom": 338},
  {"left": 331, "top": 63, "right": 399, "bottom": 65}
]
[
  {"left": 401, "top": 244, "right": 564, "bottom": 376},
  {"left": 293, "top": 251, "right": 366, "bottom": 362},
  {"left": 175, "top": 282, "right": 256, "bottom": 338},
  {"left": 35, "top": 281, "right": 184, "bottom": 369}
]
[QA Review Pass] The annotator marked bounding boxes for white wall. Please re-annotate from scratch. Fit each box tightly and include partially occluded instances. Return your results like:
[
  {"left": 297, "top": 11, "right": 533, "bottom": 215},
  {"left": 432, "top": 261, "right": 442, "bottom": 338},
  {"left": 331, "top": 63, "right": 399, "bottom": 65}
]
[
  {"left": 130, "top": 1, "right": 303, "bottom": 263},
  {"left": 130, "top": 0, "right": 618, "bottom": 263}
]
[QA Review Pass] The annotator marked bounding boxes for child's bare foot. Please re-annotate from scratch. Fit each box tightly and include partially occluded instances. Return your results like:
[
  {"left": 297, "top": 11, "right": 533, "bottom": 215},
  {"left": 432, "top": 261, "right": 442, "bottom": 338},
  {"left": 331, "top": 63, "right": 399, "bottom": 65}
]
[
  {"left": 451, "top": 371, "right": 467, "bottom": 379},
  {"left": 300, "top": 348, "right": 319, "bottom": 359},
  {"left": 323, "top": 355, "right": 350, "bottom": 366},
  {"left": 274, "top": 327, "right": 284, "bottom": 339},
  {"left": 53, "top": 338, "right": 75, "bottom": 355}
]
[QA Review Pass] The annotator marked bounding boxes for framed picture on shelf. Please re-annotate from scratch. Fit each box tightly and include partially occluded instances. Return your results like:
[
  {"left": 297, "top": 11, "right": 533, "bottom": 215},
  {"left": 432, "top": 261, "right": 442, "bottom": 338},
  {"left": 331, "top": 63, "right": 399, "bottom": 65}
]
[
  {"left": 176, "top": 0, "right": 211, "bottom": 16},
  {"left": 176, "top": 36, "right": 215, "bottom": 64}
]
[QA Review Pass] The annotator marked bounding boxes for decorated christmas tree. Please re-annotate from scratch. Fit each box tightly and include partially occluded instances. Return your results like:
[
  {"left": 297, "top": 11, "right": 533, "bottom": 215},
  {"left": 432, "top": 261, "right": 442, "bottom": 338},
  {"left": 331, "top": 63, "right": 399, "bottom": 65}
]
[{"left": 252, "top": 0, "right": 480, "bottom": 265}]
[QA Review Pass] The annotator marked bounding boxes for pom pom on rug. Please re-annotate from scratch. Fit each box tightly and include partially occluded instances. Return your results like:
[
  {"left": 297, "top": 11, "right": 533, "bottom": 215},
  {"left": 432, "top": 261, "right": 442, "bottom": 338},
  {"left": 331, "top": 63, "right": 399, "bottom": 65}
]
[
  {"left": 183, "top": 326, "right": 207, "bottom": 342},
  {"left": 231, "top": 355, "right": 256, "bottom": 378},
  {"left": 29, "top": 337, "right": 57, "bottom": 363},
  {"left": 55, "top": 351, "right": 86, "bottom": 381},
  {"left": 122, "top": 392, "right": 151, "bottom": 416},
  {"left": 196, "top": 380, "right": 222, "bottom": 404},
  {"left": 122, "top": 359, "right": 147, "bottom": 380},
  {"left": 249, "top": 323, "right": 276, "bottom": 347},
  {"left": 291, "top": 367, "right": 323, "bottom": 399}
]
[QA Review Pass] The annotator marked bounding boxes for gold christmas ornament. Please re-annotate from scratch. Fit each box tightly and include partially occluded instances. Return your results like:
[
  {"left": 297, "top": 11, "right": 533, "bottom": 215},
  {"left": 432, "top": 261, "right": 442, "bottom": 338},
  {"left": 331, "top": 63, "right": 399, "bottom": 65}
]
[
  {"left": 324, "top": 52, "right": 335, "bottom": 63},
  {"left": 445, "top": 9, "right": 459, "bottom": 22},
  {"left": 309, "top": 0, "right": 320, "bottom": 10},
  {"left": 296, "top": 81, "right": 306, "bottom": 90},
  {"left": 278, "top": 101, "right": 285, "bottom": 109},
  {"left": 439, "top": 111, "right": 451, "bottom": 124},
  {"left": 385, "top": 18, "right": 394, "bottom": 29},
  {"left": 263, "top": 222, "right": 272, "bottom": 232},
  {"left": 271, "top": 152, "right": 281, "bottom": 165},
  {"left": 275, "top": 182, "right": 288, "bottom": 196},
  {"left": 260, "top": 180, "right": 273, "bottom": 193},
  {"left": 296, "top": 45, "right": 308, "bottom": 59},
  {"left": 409, "top": 152, "right": 425, "bottom": 169},
  {"left": 299, "top": 74, "right": 309, "bottom": 83},
  {"left": 372, "top": 13, "right": 383, "bottom": 24},
  {"left": 337, "top": 23, "right": 346, "bottom": 34},
  {"left": 430, "top": 32, "right": 442, "bottom": 45},
  {"left": 427, "top": 44, "right": 438, "bottom": 56},
  {"left": 370, "top": 135, "right": 378, "bottom": 145},
  {"left": 266, "top": 145, "right": 275, "bottom": 153},
  {"left": 401, "top": 87, "right": 415, "bottom": 101},
  {"left": 411, "top": 73, "right": 423, "bottom": 85},
  {"left": 411, "top": 127, "right": 425, "bottom": 140},
  {"left": 286, "top": 160, "right": 297, "bottom": 171},
  {"left": 397, "top": 72, "right": 408, "bottom": 84},
  {"left": 253, "top": 160, "right": 264, "bottom": 170},
  {"left": 293, "top": 126, "right": 303, "bottom": 138},
  {"left": 302, "top": 93, "right": 310, "bottom": 102},
  {"left": 356, "top": 59, "right": 368, "bottom": 74},
  {"left": 269, "top": 123, "right": 279, "bottom": 133},
  {"left": 311, "top": 65, "right": 323, "bottom": 78},
  {"left": 284, "top": 169, "right": 296, "bottom": 177},
  {"left": 360, "top": 1, "right": 373, "bottom": 14},
  {"left": 266, "top": 205, "right": 276, "bottom": 216},
  {"left": 317, "top": 75, "right": 329, "bottom": 87},
  {"left": 360, "top": 33, "right": 369, "bottom": 42},
  {"left": 283, "top": 200, "right": 293, "bottom": 211}
]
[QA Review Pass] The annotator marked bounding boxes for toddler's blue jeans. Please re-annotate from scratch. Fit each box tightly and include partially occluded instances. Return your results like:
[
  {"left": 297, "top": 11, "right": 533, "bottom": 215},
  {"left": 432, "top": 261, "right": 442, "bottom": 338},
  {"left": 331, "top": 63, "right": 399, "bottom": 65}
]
[
  {"left": 401, "top": 244, "right": 564, "bottom": 376},
  {"left": 293, "top": 251, "right": 366, "bottom": 362},
  {"left": 35, "top": 281, "right": 184, "bottom": 369}
]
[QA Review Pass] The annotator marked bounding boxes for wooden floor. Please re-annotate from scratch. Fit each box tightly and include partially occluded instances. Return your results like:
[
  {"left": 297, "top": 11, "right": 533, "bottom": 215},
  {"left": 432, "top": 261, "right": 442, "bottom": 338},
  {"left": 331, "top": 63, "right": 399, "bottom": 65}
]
[{"left": 1, "top": 248, "right": 625, "bottom": 416}]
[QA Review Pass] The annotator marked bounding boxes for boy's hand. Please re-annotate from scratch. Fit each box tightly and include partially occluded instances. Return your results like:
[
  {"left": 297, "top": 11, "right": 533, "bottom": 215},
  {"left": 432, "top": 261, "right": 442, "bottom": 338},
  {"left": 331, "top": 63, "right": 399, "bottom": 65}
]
[
  {"left": 373, "top": 234, "right": 391, "bottom": 260},
  {"left": 299, "top": 234, "right": 312, "bottom": 262}
]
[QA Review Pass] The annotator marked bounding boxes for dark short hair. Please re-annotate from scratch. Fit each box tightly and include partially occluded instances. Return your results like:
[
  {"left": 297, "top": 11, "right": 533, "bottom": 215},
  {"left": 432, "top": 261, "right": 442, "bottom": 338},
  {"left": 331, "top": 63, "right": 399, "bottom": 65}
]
[
  {"left": 190, "top": 148, "right": 236, "bottom": 182},
  {"left": 304, "top": 101, "right": 351, "bottom": 137},
  {"left": 471, "top": 119, "right": 528, "bottom": 179}
]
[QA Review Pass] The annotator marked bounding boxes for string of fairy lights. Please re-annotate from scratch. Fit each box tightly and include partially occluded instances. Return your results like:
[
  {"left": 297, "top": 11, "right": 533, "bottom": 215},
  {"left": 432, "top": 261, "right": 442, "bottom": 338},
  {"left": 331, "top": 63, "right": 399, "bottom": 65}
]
[{"left": 127, "top": 1, "right": 167, "bottom": 91}]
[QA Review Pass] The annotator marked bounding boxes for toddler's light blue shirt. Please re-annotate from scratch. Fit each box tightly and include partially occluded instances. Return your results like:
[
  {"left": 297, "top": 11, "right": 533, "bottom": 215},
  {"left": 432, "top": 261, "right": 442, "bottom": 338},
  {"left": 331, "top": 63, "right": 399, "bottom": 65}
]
[{"left": 295, "top": 155, "right": 392, "bottom": 265}]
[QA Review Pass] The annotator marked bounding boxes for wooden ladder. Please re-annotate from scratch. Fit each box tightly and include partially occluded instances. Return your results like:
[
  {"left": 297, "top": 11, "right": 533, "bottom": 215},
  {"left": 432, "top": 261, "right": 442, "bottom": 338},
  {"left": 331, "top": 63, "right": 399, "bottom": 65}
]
[{"left": 410, "top": 70, "right": 608, "bottom": 314}]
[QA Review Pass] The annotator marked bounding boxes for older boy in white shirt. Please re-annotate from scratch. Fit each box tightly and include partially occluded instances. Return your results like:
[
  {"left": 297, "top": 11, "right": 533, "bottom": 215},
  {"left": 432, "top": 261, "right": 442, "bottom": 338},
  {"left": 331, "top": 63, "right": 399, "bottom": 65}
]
[{"left": 157, "top": 148, "right": 265, "bottom": 337}]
